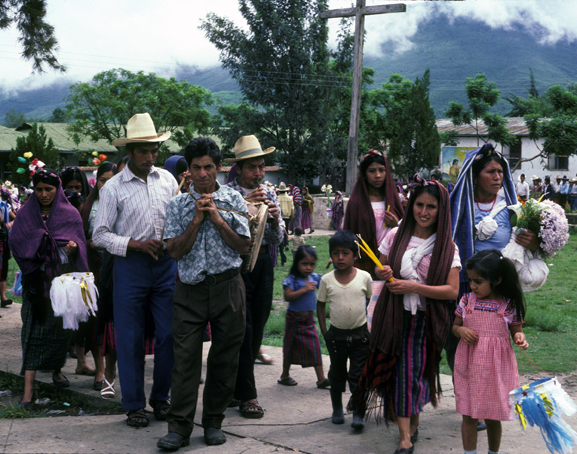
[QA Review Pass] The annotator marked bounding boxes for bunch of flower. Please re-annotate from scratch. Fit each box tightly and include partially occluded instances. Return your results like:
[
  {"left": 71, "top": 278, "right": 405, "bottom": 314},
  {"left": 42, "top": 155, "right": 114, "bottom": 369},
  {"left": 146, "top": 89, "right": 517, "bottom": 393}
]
[
  {"left": 17, "top": 152, "right": 45, "bottom": 179},
  {"left": 91, "top": 152, "right": 108, "bottom": 166},
  {"left": 513, "top": 198, "right": 569, "bottom": 259},
  {"left": 321, "top": 184, "right": 333, "bottom": 208}
]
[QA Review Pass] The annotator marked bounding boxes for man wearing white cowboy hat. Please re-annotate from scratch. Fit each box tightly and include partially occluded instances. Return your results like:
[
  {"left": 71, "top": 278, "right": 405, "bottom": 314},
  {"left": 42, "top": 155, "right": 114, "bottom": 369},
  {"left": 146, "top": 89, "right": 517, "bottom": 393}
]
[
  {"left": 226, "top": 135, "right": 285, "bottom": 419},
  {"left": 93, "top": 113, "right": 178, "bottom": 428}
]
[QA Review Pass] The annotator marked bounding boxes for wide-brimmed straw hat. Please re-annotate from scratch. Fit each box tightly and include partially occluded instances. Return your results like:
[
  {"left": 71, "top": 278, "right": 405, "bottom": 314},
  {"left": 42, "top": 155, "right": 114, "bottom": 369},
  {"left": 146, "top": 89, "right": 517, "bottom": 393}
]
[
  {"left": 224, "top": 135, "right": 275, "bottom": 163},
  {"left": 277, "top": 182, "right": 289, "bottom": 192},
  {"left": 111, "top": 113, "right": 171, "bottom": 146}
]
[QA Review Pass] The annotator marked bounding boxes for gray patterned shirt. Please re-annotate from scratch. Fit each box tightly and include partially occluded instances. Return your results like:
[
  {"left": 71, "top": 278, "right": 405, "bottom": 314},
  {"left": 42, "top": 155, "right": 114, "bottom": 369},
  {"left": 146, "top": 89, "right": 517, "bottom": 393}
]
[{"left": 163, "top": 183, "right": 250, "bottom": 285}]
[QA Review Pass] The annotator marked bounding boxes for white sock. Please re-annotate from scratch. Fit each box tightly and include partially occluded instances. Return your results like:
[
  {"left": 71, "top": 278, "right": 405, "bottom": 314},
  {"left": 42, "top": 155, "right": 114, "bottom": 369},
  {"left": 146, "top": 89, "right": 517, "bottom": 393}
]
[
  {"left": 488, "top": 451, "right": 500, "bottom": 454},
  {"left": 464, "top": 450, "right": 476, "bottom": 454}
]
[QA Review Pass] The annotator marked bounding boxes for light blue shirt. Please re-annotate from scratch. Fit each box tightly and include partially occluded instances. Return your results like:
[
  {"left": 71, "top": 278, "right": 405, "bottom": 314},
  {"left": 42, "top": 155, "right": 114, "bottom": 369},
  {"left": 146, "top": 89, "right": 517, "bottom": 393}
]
[
  {"left": 474, "top": 195, "right": 512, "bottom": 253},
  {"left": 163, "top": 183, "right": 250, "bottom": 285},
  {"left": 560, "top": 182, "right": 570, "bottom": 194}
]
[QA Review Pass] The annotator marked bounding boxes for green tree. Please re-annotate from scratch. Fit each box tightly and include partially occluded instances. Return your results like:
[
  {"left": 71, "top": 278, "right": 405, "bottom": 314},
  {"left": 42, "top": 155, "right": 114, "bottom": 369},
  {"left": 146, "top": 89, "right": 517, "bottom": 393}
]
[
  {"left": 49, "top": 107, "right": 68, "bottom": 123},
  {"left": 2, "top": 108, "right": 27, "bottom": 128},
  {"left": 8, "top": 123, "right": 60, "bottom": 186},
  {"left": 65, "top": 69, "right": 213, "bottom": 164},
  {"left": 524, "top": 84, "right": 577, "bottom": 168},
  {"left": 0, "top": 0, "right": 64, "bottom": 72},
  {"left": 202, "top": 0, "right": 353, "bottom": 184},
  {"left": 365, "top": 70, "right": 441, "bottom": 179},
  {"left": 505, "top": 69, "right": 554, "bottom": 118},
  {"left": 444, "top": 73, "right": 517, "bottom": 147}
]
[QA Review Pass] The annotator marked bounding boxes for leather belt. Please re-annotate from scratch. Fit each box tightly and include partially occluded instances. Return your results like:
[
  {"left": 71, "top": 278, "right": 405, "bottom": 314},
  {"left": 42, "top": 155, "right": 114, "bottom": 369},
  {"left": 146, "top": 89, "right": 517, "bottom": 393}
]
[{"left": 199, "top": 268, "right": 240, "bottom": 286}]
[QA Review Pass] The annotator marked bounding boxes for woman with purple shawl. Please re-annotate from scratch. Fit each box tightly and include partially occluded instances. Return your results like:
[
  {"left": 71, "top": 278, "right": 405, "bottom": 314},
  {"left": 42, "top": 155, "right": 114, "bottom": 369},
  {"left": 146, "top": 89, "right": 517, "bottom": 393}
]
[{"left": 9, "top": 170, "right": 88, "bottom": 406}]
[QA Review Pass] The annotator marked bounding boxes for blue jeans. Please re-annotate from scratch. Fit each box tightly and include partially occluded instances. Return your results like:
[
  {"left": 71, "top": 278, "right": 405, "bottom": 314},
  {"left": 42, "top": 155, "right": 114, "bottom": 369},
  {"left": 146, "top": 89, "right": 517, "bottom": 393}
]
[{"left": 113, "top": 251, "right": 177, "bottom": 410}]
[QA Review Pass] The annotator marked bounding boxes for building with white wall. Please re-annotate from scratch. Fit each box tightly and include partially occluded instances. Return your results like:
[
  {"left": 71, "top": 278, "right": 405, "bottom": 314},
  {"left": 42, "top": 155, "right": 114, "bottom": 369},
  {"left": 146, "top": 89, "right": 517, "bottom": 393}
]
[{"left": 436, "top": 118, "right": 577, "bottom": 182}]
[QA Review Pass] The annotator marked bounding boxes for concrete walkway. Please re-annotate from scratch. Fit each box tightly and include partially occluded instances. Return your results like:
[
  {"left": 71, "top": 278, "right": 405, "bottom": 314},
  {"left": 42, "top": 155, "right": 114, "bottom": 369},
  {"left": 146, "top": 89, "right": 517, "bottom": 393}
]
[{"left": 1, "top": 302, "right": 576, "bottom": 453}]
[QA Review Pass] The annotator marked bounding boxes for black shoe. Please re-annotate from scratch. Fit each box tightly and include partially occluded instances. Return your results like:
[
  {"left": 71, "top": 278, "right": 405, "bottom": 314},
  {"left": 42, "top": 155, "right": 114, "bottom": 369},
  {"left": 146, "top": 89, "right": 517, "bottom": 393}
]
[
  {"left": 330, "top": 388, "right": 344, "bottom": 424},
  {"left": 410, "top": 428, "right": 419, "bottom": 444},
  {"left": 477, "top": 421, "right": 487, "bottom": 431},
  {"left": 204, "top": 427, "right": 226, "bottom": 446},
  {"left": 351, "top": 412, "right": 364, "bottom": 431},
  {"left": 52, "top": 374, "right": 70, "bottom": 388},
  {"left": 1, "top": 299, "right": 12, "bottom": 307},
  {"left": 157, "top": 432, "right": 189, "bottom": 451}
]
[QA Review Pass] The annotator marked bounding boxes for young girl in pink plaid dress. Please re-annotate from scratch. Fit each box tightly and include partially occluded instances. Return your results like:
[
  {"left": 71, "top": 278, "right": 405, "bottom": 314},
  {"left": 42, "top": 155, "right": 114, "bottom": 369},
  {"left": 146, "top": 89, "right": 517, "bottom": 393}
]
[{"left": 453, "top": 249, "right": 529, "bottom": 454}]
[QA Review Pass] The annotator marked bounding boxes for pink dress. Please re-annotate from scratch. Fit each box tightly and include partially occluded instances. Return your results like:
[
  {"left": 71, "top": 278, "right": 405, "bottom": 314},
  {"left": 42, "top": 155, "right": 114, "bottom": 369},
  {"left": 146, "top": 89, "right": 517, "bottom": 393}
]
[{"left": 454, "top": 293, "right": 520, "bottom": 421}]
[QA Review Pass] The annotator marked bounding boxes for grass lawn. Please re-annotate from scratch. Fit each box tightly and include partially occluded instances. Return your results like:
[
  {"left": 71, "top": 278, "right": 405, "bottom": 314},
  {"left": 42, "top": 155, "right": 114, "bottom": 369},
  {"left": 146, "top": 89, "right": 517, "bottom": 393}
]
[{"left": 263, "top": 234, "right": 577, "bottom": 375}]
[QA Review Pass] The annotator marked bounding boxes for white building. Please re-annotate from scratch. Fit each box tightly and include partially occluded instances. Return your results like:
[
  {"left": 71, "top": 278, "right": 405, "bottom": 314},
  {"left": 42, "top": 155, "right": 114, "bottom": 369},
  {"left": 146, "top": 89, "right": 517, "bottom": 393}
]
[{"left": 436, "top": 118, "right": 577, "bottom": 182}]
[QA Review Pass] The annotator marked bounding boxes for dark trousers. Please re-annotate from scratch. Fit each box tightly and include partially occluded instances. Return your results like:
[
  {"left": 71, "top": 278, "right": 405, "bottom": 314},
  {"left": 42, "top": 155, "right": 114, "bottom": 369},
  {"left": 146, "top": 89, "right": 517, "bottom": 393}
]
[
  {"left": 113, "top": 251, "right": 177, "bottom": 411},
  {"left": 325, "top": 324, "right": 370, "bottom": 394},
  {"left": 167, "top": 273, "right": 246, "bottom": 436},
  {"left": 234, "top": 253, "right": 274, "bottom": 402}
]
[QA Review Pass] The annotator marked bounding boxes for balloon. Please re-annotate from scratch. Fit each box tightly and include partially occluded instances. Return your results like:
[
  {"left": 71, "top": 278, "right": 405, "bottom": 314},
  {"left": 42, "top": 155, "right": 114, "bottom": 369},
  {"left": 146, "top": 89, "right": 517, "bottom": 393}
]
[
  {"left": 16, "top": 168, "right": 25, "bottom": 174},
  {"left": 92, "top": 158, "right": 101, "bottom": 165},
  {"left": 23, "top": 152, "right": 33, "bottom": 158},
  {"left": 92, "top": 151, "right": 99, "bottom": 156},
  {"left": 99, "top": 154, "right": 107, "bottom": 162},
  {"left": 18, "top": 157, "right": 26, "bottom": 163}
]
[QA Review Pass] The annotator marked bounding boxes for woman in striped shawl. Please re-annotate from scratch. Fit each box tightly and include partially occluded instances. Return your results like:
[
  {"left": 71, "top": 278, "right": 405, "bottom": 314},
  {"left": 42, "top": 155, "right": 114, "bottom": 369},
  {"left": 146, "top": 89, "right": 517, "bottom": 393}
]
[{"left": 350, "top": 177, "right": 460, "bottom": 454}]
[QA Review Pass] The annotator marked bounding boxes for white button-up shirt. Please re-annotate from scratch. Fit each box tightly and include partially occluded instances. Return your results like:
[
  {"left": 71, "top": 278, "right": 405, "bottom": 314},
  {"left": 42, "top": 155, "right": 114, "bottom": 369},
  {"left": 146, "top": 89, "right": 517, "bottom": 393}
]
[{"left": 93, "top": 165, "right": 178, "bottom": 257}]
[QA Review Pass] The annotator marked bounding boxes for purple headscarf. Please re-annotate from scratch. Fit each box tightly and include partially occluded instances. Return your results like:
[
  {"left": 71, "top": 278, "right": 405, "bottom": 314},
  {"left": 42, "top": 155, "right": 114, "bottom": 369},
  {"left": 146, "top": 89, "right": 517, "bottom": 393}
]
[{"left": 9, "top": 173, "right": 88, "bottom": 276}]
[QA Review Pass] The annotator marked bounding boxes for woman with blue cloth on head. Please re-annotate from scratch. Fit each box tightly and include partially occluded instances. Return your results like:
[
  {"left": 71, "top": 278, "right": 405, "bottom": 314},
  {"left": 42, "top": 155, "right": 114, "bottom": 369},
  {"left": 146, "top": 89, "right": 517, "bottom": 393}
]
[{"left": 447, "top": 143, "right": 546, "bottom": 372}]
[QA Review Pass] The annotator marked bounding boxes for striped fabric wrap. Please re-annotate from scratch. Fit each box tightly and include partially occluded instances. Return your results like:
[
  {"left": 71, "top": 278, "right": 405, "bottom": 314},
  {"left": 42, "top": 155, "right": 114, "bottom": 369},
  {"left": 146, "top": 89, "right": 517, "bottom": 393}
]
[
  {"left": 282, "top": 311, "right": 322, "bottom": 368},
  {"left": 449, "top": 143, "right": 517, "bottom": 288}
]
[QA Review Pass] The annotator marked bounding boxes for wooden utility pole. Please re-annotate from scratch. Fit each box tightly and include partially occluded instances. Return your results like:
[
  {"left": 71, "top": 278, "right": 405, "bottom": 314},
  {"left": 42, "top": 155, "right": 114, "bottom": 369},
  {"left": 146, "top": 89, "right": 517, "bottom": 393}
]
[{"left": 320, "top": 1, "right": 405, "bottom": 195}]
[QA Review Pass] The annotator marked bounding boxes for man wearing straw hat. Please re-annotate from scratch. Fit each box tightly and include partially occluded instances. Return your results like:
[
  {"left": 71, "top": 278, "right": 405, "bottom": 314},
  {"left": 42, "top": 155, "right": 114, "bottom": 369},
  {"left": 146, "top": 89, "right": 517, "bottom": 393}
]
[
  {"left": 93, "top": 113, "right": 178, "bottom": 428},
  {"left": 226, "top": 135, "right": 285, "bottom": 419}
]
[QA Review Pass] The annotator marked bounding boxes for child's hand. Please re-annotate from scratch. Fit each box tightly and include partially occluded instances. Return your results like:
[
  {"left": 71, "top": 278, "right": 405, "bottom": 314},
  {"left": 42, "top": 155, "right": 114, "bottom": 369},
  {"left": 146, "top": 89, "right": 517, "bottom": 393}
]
[
  {"left": 304, "top": 281, "right": 317, "bottom": 292},
  {"left": 513, "top": 332, "right": 529, "bottom": 350},
  {"left": 375, "top": 265, "right": 393, "bottom": 281},
  {"left": 326, "top": 257, "right": 333, "bottom": 269},
  {"left": 457, "top": 327, "right": 478, "bottom": 345}
]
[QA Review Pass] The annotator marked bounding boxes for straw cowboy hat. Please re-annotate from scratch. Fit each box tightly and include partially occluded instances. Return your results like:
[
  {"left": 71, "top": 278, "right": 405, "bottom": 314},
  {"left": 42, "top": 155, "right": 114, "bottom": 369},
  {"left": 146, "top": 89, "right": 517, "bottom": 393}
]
[
  {"left": 277, "top": 182, "right": 289, "bottom": 192},
  {"left": 224, "top": 135, "right": 275, "bottom": 163},
  {"left": 111, "top": 113, "right": 171, "bottom": 146}
]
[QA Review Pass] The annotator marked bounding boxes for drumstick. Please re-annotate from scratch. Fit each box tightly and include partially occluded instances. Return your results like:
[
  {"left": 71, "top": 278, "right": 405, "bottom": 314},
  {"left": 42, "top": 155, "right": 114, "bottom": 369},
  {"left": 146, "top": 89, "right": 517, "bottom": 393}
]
[
  {"left": 174, "top": 178, "right": 185, "bottom": 196},
  {"left": 383, "top": 205, "right": 390, "bottom": 229}
]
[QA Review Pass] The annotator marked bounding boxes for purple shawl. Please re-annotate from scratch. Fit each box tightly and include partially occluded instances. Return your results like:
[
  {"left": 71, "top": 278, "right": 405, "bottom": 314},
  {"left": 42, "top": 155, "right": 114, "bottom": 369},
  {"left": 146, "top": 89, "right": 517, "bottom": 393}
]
[{"left": 9, "top": 184, "right": 89, "bottom": 276}]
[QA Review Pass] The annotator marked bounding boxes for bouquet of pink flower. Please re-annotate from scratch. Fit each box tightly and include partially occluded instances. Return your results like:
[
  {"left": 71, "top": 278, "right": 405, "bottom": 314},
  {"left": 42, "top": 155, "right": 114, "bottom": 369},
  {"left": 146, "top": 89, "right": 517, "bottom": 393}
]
[{"left": 511, "top": 199, "right": 569, "bottom": 259}]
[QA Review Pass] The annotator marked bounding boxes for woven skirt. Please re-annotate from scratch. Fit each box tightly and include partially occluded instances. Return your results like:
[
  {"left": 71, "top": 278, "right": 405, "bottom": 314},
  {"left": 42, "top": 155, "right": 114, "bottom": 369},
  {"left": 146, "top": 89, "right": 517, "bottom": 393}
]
[
  {"left": 282, "top": 311, "right": 322, "bottom": 368},
  {"left": 393, "top": 310, "right": 430, "bottom": 418}
]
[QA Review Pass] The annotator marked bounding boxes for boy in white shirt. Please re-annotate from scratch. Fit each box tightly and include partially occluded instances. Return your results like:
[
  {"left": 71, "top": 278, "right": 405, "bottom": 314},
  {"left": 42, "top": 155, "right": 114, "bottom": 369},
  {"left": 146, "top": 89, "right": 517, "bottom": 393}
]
[{"left": 317, "top": 230, "right": 372, "bottom": 431}]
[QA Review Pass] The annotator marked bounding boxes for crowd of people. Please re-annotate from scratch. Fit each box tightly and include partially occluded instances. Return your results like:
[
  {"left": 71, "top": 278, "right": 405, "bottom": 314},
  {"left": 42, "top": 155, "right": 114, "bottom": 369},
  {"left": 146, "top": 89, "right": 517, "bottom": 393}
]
[{"left": 4, "top": 113, "right": 556, "bottom": 454}]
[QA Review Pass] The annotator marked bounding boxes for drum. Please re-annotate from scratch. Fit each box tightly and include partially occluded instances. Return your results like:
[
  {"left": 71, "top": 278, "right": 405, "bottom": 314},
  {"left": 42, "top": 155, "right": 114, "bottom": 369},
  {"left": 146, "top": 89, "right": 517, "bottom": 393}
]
[{"left": 50, "top": 272, "right": 99, "bottom": 330}]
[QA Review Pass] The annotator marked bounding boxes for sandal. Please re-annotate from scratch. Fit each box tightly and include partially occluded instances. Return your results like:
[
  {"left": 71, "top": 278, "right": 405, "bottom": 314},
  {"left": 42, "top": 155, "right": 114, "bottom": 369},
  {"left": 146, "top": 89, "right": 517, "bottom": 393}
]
[
  {"left": 316, "top": 378, "right": 331, "bottom": 389},
  {"left": 149, "top": 398, "right": 170, "bottom": 421},
  {"left": 239, "top": 399, "right": 264, "bottom": 419},
  {"left": 52, "top": 374, "right": 70, "bottom": 388},
  {"left": 256, "top": 353, "right": 274, "bottom": 365},
  {"left": 100, "top": 378, "right": 115, "bottom": 399},
  {"left": 126, "top": 408, "right": 149, "bottom": 428},
  {"left": 277, "top": 377, "right": 298, "bottom": 386}
]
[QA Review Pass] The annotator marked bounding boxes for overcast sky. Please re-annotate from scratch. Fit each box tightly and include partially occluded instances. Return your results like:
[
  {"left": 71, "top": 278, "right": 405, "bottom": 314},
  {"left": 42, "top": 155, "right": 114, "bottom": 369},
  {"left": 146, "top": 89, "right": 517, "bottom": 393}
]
[{"left": 1, "top": 0, "right": 576, "bottom": 93}]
